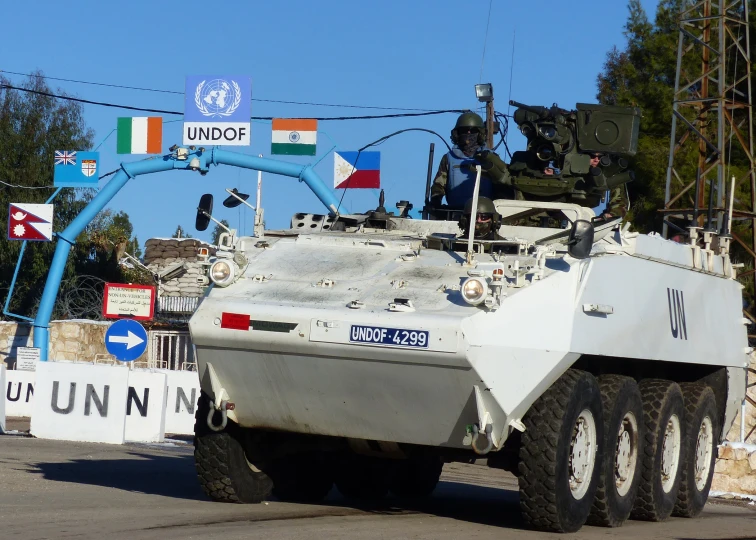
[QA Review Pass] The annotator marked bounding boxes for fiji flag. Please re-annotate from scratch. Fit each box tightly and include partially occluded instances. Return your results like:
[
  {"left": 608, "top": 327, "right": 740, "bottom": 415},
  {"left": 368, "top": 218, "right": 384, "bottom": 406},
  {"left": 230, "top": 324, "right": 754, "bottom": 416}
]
[
  {"left": 53, "top": 150, "right": 100, "bottom": 188},
  {"left": 334, "top": 151, "right": 380, "bottom": 189}
]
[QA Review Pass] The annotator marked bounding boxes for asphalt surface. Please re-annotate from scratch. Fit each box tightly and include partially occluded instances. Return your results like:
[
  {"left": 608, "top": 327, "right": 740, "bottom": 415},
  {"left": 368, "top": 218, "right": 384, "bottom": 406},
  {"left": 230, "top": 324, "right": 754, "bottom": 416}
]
[{"left": 1, "top": 423, "right": 756, "bottom": 539}]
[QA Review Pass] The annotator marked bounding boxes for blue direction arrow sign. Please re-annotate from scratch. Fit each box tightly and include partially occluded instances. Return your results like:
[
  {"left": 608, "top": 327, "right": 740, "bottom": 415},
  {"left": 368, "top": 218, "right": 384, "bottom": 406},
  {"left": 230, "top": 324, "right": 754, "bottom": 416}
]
[{"left": 105, "top": 319, "right": 148, "bottom": 362}]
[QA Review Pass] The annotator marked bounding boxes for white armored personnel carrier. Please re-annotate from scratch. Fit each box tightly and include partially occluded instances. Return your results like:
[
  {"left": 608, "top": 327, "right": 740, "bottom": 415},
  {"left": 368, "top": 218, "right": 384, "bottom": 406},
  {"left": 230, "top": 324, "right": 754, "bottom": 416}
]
[
  {"left": 187, "top": 99, "right": 748, "bottom": 532},
  {"left": 188, "top": 183, "right": 748, "bottom": 532}
]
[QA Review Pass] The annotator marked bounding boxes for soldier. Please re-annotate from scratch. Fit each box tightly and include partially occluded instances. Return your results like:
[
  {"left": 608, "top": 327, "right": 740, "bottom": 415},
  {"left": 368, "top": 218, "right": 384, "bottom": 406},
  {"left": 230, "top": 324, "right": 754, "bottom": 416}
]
[
  {"left": 589, "top": 152, "right": 630, "bottom": 219},
  {"left": 430, "top": 112, "right": 511, "bottom": 209},
  {"left": 458, "top": 196, "right": 503, "bottom": 240}
]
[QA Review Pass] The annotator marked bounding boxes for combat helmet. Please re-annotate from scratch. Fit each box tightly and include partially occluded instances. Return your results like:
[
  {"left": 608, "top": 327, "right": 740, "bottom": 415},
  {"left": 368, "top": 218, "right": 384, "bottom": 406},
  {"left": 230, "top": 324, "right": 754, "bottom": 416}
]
[
  {"left": 451, "top": 111, "right": 486, "bottom": 146},
  {"left": 458, "top": 196, "right": 502, "bottom": 239}
]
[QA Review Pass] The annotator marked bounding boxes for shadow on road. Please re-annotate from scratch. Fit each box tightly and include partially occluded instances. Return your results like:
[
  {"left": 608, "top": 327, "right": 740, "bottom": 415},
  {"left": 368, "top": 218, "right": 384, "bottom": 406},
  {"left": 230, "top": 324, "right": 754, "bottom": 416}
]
[
  {"left": 29, "top": 451, "right": 207, "bottom": 501},
  {"left": 320, "top": 480, "right": 526, "bottom": 531}
]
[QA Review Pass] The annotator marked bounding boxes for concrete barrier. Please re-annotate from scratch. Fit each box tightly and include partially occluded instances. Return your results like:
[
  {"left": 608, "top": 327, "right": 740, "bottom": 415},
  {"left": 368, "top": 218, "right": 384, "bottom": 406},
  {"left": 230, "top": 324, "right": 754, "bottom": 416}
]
[
  {"left": 6, "top": 369, "right": 35, "bottom": 417},
  {"left": 0, "top": 365, "right": 5, "bottom": 433},
  {"left": 30, "top": 362, "right": 129, "bottom": 444},
  {"left": 125, "top": 370, "right": 167, "bottom": 443},
  {"left": 159, "top": 369, "right": 200, "bottom": 435}
]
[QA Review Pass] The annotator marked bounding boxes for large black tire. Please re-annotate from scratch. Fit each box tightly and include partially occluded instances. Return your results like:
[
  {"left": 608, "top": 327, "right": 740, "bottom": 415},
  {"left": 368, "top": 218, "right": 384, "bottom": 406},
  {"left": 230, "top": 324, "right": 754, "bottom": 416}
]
[
  {"left": 588, "top": 375, "right": 644, "bottom": 527},
  {"left": 674, "top": 383, "right": 720, "bottom": 518},
  {"left": 269, "top": 453, "right": 334, "bottom": 503},
  {"left": 193, "top": 392, "right": 273, "bottom": 503},
  {"left": 389, "top": 457, "right": 443, "bottom": 498},
  {"left": 631, "top": 379, "right": 685, "bottom": 521},
  {"left": 334, "top": 455, "right": 392, "bottom": 500},
  {"left": 518, "top": 369, "right": 604, "bottom": 533}
]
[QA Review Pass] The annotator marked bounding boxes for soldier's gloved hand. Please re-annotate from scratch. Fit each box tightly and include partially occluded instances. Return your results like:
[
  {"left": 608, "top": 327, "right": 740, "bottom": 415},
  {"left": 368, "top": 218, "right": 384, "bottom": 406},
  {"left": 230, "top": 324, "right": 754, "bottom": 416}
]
[
  {"left": 430, "top": 196, "right": 444, "bottom": 208},
  {"left": 473, "top": 150, "right": 494, "bottom": 170}
]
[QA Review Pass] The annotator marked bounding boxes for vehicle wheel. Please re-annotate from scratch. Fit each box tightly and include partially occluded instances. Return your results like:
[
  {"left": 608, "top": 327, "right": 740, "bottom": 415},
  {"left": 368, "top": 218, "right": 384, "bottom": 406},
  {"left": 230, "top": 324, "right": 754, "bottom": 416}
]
[
  {"left": 631, "top": 379, "right": 685, "bottom": 521},
  {"left": 193, "top": 392, "right": 273, "bottom": 503},
  {"left": 334, "top": 455, "right": 391, "bottom": 500},
  {"left": 674, "top": 383, "right": 720, "bottom": 518},
  {"left": 588, "top": 375, "right": 644, "bottom": 527},
  {"left": 518, "top": 369, "right": 604, "bottom": 533},
  {"left": 270, "top": 453, "right": 334, "bottom": 503},
  {"left": 389, "top": 457, "right": 443, "bottom": 498}
]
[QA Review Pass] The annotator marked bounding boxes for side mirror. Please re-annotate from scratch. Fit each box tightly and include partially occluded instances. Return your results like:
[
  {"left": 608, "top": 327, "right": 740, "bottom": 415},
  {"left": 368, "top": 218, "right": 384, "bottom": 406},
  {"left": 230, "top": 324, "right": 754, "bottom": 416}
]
[
  {"left": 223, "top": 188, "right": 250, "bottom": 208},
  {"left": 567, "top": 219, "right": 594, "bottom": 259},
  {"left": 195, "top": 194, "right": 213, "bottom": 231}
]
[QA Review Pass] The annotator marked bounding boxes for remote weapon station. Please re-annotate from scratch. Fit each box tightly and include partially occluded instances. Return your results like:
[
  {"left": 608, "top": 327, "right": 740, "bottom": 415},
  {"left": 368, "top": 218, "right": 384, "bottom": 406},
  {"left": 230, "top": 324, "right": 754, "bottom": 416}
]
[{"left": 188, "top": 101, "right": 748, "bottom": 533}]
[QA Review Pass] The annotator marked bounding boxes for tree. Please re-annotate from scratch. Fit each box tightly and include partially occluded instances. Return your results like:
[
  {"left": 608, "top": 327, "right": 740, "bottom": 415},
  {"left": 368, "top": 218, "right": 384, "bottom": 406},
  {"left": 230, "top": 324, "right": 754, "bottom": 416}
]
[
  {"left": 211, "top": 219, "right": 230, "bottom": 245},
  {"left": 0, "top": 72, "right": 94, "bottom": 318},
  {"left": 596, "top": 0, "right": 687, "bottom": 233},
  {"left": 172, "top": 225, "right": 192, "bottom": 239},
  {"left": 0, "top": 73, "right": 149, "bottom": 320}
]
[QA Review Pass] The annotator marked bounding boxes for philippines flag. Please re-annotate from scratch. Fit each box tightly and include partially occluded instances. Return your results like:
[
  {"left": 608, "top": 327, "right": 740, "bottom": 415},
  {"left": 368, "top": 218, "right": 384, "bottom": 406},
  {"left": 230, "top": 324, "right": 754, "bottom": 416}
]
[{"left": 334, "top": 151, "right": 380, "bottom": 189}]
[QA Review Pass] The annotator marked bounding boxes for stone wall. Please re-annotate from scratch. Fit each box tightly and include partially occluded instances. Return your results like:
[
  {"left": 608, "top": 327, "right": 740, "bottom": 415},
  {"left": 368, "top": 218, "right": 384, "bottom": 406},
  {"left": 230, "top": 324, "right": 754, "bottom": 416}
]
[
  {"left": 712, "top": 353, "right": 756, "bottom": 495},
  {"left": 0, "top": 320, "right": 144, "bottom": 365},
  {"left": 712, "top": 443, "right": 756, "bottom": 495},
  {"left": 143, "top": 238, "right": 215, "bottom": 298}
]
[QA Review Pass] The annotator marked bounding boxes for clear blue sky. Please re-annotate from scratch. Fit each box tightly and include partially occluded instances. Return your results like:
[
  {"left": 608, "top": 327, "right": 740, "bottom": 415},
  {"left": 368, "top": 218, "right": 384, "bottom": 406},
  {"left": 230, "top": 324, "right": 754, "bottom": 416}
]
[{"left": 3, "top": 0, "right": 660, "bottom": 246}]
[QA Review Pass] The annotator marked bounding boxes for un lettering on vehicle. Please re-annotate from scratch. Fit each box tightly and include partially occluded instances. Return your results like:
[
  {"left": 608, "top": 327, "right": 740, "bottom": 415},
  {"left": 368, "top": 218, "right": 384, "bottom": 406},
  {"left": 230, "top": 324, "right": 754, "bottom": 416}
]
[{"left": 667, "top": 288, "right": 688, "bottom": 340}]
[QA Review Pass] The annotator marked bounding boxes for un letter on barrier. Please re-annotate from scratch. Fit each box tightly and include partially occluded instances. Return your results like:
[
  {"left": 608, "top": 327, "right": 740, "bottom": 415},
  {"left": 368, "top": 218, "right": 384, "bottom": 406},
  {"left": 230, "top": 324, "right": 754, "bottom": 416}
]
[
  {"left": 125, "top": 370, "right": 167, "bottom": 443},
  {"left": 6, "top": 369, "right": 35, "bottom": 417},
  {"left": 0, "top": 365, "right": 6, "bottom": 433},
  {"left": 159, "top": 369, "right": 200, "bottom": 435},
  {"left": 31, "top": 362, "right": 129, "bottom": 444}
]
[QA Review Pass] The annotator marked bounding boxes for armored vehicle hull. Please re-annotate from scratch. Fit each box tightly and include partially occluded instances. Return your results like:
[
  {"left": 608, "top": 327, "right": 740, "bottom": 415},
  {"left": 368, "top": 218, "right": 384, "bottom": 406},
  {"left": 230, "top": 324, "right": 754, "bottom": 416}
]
[{"left": 189, "top": 199, "right": 748, "bottom": 533}]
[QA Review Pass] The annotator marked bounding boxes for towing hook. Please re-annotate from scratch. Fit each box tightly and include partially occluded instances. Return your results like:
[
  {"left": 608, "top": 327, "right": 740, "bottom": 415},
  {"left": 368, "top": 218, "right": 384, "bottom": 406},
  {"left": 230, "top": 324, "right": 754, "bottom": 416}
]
[
  {"left": 471, "top": 423, "right": 494, "bottom": 455},
  {"left": 207, "top": 400, "right": 229, "bottom": 432}
]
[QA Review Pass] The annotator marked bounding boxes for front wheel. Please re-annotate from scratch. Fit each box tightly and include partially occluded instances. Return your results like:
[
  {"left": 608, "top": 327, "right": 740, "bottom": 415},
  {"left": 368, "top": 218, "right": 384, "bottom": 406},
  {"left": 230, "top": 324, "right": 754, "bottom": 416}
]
[
  {"left": 193, "top": 391, "right": 273, "bottom": 503},
  {"left": 518, "top": 369, "right": 604, "bottom": 533}
]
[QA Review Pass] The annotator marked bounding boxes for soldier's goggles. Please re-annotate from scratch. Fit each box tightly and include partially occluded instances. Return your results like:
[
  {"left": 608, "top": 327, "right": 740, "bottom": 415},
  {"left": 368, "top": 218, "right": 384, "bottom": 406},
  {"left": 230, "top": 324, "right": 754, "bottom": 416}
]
[{"left": 476, "top": 213, "right": 493, "bottom": 222}]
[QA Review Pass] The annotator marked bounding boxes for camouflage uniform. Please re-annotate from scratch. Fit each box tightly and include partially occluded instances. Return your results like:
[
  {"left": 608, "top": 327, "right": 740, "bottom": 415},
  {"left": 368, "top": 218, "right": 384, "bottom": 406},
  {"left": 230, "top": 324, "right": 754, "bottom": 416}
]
[{"left": 431, "top": 112, "right": 513, "bottom": 208}]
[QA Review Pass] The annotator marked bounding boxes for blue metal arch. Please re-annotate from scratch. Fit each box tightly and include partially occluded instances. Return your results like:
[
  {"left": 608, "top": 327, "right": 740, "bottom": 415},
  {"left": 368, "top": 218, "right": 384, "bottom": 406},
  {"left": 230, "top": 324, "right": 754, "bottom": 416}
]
[{"left": 32, "top": 147, "right": 344, "bottom": 360}]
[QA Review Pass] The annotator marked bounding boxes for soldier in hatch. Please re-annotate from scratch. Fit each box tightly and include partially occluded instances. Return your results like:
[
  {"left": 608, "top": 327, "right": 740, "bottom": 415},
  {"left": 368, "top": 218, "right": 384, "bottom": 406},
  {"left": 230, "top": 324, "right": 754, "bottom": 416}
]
[
  {"left": 430, "top": 112, "right": 512, "bottom": 209},
  {"left": 588, "top": 152, "right": 630, "bottom": 220},
  {"left": 458, "top": 197, "right": 504, "bottom": 240}
]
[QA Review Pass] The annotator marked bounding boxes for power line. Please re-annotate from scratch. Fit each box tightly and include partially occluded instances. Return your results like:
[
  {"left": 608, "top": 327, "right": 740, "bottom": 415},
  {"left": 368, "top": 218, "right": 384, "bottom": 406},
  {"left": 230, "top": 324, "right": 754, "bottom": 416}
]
[
  {"left": 0, "top": 83, "right": 464, "bottom": 121},
  {"left": 479, "top": 0, "right": 494, "bottom": 82},
  {"left": 1, "top": 70, "right": 437, "bottom": 112}
]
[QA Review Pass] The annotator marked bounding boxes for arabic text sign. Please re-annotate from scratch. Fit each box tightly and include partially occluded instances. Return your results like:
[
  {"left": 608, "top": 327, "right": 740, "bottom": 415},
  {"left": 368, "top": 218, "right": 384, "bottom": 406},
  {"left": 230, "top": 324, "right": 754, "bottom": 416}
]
[
  {"left": 183, "top": 75, "right": 251, "bottom": 146},
  {"left": 103, "top": 283, "right": 156, "bottom": 321}
]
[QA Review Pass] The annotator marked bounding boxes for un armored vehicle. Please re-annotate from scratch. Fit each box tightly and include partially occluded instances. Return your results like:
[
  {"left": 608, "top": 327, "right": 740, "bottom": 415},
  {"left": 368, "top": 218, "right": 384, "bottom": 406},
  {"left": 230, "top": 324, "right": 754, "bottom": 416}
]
[{"left": 187, "top": 104, "right": 749, "bottom": 533}]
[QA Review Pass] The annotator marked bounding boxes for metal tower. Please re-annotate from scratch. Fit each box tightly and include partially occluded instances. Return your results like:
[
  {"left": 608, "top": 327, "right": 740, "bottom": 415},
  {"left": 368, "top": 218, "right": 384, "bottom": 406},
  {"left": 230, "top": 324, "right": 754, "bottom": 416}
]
[{"left": 662, "top": 0, "right": 756, "bottom": 281}]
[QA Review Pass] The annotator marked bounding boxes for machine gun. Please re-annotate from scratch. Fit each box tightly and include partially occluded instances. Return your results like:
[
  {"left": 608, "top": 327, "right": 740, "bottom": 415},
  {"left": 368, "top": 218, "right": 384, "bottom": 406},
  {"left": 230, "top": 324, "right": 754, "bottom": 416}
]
[{"left": 505, "top": 100, "right": 641, "bottom": 206}]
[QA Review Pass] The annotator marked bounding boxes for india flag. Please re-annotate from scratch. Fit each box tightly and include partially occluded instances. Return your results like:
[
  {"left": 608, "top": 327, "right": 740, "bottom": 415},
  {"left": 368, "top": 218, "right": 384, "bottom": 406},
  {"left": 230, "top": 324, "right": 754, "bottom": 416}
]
[
  {"left": 271, "top": 118, "right": 317, "bottom": 156},
  {"left": 117, "top": 117, "right": 163, "bottom": 155}
]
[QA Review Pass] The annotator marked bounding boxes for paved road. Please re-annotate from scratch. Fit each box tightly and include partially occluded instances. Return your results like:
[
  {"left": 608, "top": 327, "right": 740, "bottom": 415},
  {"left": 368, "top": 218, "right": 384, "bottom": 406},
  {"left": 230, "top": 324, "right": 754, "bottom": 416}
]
[{"left": 1, "top": 433, "right": 755, "bottom": 540}]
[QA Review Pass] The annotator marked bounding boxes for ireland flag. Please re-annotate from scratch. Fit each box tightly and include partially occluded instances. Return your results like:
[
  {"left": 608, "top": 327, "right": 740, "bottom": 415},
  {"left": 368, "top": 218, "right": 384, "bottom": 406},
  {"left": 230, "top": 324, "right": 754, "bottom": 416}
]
[
  {"left": 271, "top": 118, "right": 317, "bottom": 156},
  {"left": 334, "top": 151, "right": 380, "bottom": 189},
  {"left": 117, "top": 117, "right": 163, "bottom": 154}
]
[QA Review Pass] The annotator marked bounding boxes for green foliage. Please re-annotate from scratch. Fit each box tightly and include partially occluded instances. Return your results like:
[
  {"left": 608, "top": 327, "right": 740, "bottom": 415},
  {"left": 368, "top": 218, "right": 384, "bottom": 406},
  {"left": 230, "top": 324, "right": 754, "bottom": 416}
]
[
  {"left": 172, "top": 224, "right": 192, "bottom": 238},
  {"left": 211, "top": 219, "right": 230, "bottom": 245},
  {"left": 0, "top": 73, "right": 148, "bottom": 320}
]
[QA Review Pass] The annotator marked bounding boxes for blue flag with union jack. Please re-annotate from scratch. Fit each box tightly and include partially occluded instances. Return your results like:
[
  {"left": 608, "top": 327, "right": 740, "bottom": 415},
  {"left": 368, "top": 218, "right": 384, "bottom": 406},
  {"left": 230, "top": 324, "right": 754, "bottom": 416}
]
[{"left": 53, "top": 150, "right": 100, "bottom": 188}]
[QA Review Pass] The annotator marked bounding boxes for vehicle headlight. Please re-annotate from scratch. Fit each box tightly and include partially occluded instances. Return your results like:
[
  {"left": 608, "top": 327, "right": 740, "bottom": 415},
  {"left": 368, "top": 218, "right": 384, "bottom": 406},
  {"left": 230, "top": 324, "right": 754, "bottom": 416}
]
[
  {"left": 210, "top": 260, "right": 235, "bottom": 287},
  {"left": 461, "top": 277, "right": 488, "bottom": 305}
]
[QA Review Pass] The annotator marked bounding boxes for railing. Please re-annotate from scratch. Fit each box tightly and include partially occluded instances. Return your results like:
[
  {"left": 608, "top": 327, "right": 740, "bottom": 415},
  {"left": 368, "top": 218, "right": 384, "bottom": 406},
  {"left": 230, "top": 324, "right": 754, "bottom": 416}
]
[
  {"left": 147, "top": 330, "right": 195, "bottom": 371},
  {"left": 157, "top": 296, "right": 200, "bottom": 313}
]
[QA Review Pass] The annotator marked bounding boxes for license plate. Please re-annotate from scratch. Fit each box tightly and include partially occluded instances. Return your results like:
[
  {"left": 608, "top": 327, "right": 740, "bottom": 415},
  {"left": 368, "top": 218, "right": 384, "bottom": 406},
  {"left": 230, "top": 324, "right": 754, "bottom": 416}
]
[{"left": 349, "top": 325, "right": 429, "bottom": 348}]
